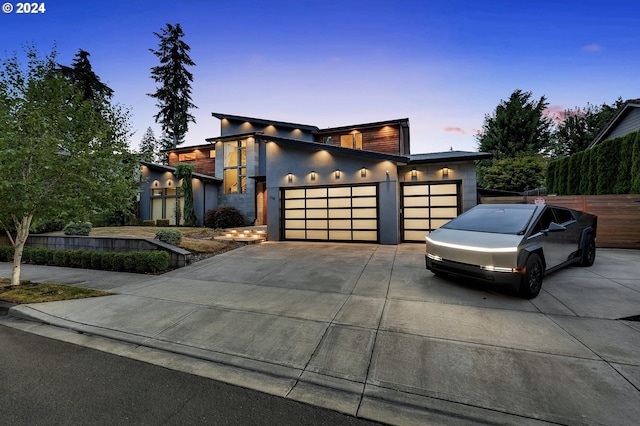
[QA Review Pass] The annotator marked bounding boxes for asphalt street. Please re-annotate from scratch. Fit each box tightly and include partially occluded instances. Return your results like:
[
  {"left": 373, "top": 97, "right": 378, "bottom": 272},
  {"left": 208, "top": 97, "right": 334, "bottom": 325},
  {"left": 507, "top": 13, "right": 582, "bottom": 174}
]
[{"left": 0, "top": 324, "right": 379, "bottom": 425}]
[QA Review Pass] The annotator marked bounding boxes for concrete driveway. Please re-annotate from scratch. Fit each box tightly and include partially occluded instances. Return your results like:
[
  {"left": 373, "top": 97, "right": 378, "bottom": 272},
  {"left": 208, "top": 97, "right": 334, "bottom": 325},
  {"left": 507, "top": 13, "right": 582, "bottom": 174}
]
[{"left": 2, "top": 242, "right": 640, "bottom": 425}]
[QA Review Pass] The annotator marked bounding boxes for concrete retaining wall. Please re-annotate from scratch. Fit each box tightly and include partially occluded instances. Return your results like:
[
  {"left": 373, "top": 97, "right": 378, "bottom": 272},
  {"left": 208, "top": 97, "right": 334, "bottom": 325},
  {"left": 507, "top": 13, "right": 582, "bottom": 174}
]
[{"left": 0, "top": 235, "right": 191, "bottom": 268}]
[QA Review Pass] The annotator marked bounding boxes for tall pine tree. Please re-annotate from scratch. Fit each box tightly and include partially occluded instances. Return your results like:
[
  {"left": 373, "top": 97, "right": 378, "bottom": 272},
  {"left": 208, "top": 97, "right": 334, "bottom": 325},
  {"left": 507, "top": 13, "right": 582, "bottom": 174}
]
[
  {"left": 57, "top": 49, "right": 114, "bottom": 103},
  {"left": 139, "top": 127, "right": 160, "bottom": 163},
  {"left": 148, "top": 23, "right": 197, "bottom": 149}
]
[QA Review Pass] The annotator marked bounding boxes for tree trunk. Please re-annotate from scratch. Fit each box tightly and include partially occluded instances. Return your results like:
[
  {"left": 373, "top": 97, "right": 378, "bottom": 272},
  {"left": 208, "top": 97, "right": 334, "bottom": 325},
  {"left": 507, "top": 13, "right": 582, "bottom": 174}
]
[{"left": 11, "top": 215, "right": 33, "bottom": 286}]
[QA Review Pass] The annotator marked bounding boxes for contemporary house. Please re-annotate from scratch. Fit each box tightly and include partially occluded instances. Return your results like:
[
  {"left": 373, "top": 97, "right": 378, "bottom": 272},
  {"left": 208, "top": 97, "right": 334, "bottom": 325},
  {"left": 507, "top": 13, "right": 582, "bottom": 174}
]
[
  {"left": 588, "top": 99, "right": 640, "bottom": 148},
  {"left": 139, "top": 113, "right": 491, "bottom": 244}
]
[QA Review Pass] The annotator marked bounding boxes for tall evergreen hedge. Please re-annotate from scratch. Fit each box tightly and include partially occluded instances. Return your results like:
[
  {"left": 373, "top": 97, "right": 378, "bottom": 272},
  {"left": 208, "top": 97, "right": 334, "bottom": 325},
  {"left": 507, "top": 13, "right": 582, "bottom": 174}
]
[{"left": 547, "top": 129, "right": 640, "bottom": 195}]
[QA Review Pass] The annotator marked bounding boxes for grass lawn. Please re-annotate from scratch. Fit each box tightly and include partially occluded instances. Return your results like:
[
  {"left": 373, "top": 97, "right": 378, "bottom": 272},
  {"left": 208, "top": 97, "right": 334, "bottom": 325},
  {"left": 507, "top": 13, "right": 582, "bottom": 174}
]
[
  {"left": 46, "top": 226, "right": 231, "bottom": 254},
  {"left": 0, "top": 278, "right": 113, "bottom": 304}
]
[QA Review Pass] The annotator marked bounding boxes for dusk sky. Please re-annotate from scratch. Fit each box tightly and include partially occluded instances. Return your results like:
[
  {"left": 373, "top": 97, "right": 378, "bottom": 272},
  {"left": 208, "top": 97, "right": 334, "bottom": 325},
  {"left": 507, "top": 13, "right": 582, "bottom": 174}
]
[{"left": 1, "top": 0, "right": 639, "bottom": 154}]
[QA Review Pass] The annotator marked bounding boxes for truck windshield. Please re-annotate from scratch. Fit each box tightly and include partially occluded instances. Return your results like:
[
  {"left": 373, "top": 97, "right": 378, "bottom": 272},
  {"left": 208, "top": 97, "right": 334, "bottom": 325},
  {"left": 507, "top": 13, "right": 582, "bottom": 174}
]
[{"left": 442, "top": 207, "right": 536, "bottom": 235}]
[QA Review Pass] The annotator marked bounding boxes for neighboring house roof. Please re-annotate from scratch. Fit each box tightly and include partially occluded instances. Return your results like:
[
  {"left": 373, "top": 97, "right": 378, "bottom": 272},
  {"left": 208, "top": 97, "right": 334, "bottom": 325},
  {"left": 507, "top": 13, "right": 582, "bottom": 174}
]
[
  {"left": 409, "top": 150, "right": 492, "bottom": 164},
  {"left": 257, "top": 134, "right": 409, "bottom": 164},
  {"left": 140, "top": 161, "right": 222, "bottom": 183},
  {"left": 316, "top": 118, "right": 410, "bottom": 133},
  {"left": 588, "top": 99, "right": 640, "bottom": 148},
  {"left": 211, "top": 112, "right": 319, "bottom": 132}
]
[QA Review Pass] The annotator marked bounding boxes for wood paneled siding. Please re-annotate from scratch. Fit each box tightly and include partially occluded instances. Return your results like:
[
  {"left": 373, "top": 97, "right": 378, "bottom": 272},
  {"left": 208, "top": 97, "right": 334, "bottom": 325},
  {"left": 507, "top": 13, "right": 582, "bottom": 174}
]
[
  {"left": 315, "top": 125, "right": 402, "bottom": 155},
  {"left": 480, "top": 194, "right": 640, "bottom": 249},
  {"left": 168, "top": 147, "right": 216, "bottom": 176},
  {"left": 606, "top": 107, "right": 640, "bottom": 141}
]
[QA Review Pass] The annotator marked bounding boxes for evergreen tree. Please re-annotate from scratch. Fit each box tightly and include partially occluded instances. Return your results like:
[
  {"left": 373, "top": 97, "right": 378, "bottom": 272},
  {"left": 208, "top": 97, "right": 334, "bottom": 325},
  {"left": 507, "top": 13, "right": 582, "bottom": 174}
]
[
  {"left": 174, "top": 163, "right": 197, "bottom": 226},
  {"left": 550, "top": 98, "right": 625, "bottom": 157},
  {"left": 476, "top": 89, "right": 553, "bottom": 160},
  {"left": 148, "top": 23, "right": 197, "bottom": 149},
  {"left": 57, "top": 49, "right": 113, "bottom": 103},
  {"left": 139, "top": 127, "right": 160, "bottom": 163}
]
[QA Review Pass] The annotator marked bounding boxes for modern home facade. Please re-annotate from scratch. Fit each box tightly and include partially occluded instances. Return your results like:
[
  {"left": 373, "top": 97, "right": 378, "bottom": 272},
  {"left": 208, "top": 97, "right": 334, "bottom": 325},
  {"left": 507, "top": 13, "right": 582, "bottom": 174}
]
[{"left": 139, "top": 113, "right": 491, "bottom": 244}]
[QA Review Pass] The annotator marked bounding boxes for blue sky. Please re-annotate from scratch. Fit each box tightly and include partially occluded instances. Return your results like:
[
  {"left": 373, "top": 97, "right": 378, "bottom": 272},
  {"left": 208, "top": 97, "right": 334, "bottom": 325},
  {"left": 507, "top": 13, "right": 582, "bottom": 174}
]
[{"left": 1, "top": 0, "right": 638, "bottom": 154}]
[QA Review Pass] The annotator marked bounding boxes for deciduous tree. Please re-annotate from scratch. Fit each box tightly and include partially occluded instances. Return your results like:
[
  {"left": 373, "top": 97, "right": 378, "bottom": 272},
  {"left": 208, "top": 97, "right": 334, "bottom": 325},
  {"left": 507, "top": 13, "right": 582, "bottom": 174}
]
[{"left": 0, "top": 45, "right": 138, "bottom": 286}]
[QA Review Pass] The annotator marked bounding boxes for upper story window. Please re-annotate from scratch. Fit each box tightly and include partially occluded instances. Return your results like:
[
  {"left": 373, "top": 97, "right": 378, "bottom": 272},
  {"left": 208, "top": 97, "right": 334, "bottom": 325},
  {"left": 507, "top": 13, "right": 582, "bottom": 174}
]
[
  {"left": 178, "top": 152, "right": 196, "bottom": 162},
  {"left": 340, "top": 133, "right": 363, "bottom": 150},
  {"left": 223, "top": 139, "right": 247, "bottom": 194}
]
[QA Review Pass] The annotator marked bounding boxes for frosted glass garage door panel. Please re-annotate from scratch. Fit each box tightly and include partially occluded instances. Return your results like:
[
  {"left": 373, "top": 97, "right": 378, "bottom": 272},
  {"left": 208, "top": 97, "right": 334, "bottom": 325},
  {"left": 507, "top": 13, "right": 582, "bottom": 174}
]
[
  {"left": 329, "top": 230, "right": 352, "bottom": 240},
  {"left": 307, "top": 220, "right": 328, "bottom": 229},
  {"left": 307, "top": 230, "right": 328, "bottom": 240},
  {"left": 328, "top": 209, "right": 351, "bottom": 218},
  {"left": 404, "top": 219, "right": 427, "bottom": 229},
  {"left": 285, "top": 230, "right": 305, "bottom": 239},
  {"left": 431, "top": 208, "right": 458, "bottom": 218},
  {"left": 404, "top": 230, "right": 428, "bottom": 241},
  {"left": 285, "top": 210, "right": 305, "bottom": 219},
  {"left": 306, "top": 209, "right": 327, "bottom": 219},
  {"left": 430, "top": 196, "right": 458, "bottom": 206},
  {"left": 403, "top": 196, "right": 429, "bottom": 207},
  {"left": 285, "top": 189, "right": 305, "bottom": 199},
  {"left": 306, "top": 198, "right": 327, "bottom": 208},
  {"left": 328, "top": 198, "right": 351, "bottom": 208},
  {"left": 430, "top": 184, "right": 457, "bottom": 195},
  {"left": 285, "top": 199, "right": 305, "bottom": 209},
  {"left": 403, "top": 185, "right": 428, "bottom": 196},
  {"left": 306, "top": 188, "right": 327, "bottom": 198},
  {"left": 352, "top": 197, "right": 376, "bottom": 208},
  {"left": 352, "top": 208, "right": 377, "bottom": 218},
  {"left": 329, "top": 219, "right": 352, "bottom": 229},
  {"left": 353, "top": 231, "right": 377, "bottom": 241},
  {"left": 353, "top": 219, "right": 377, "bottom": 229},
  {"left": 285, "top": 220, "right": 305, "bottom": 229},
  {"left": 328, "top": 187, "right": 351, "bottom": 197},
  {"left": 404, "top": 208, "right": 430, "bottom": 218},
  {"left": 352, "top": 186, "right": 376, "bottom": 196}
]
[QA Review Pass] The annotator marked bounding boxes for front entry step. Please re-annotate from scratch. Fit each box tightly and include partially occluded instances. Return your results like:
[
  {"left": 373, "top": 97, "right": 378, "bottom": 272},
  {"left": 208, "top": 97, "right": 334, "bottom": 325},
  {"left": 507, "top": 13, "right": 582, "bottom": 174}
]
[{"left": 214, "top": 227, "right": 266, "bottom": 243}]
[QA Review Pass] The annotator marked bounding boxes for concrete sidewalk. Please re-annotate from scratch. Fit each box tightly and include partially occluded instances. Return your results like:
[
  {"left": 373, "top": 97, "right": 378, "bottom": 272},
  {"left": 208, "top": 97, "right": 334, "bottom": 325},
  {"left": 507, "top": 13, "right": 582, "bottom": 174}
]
[{"left": 2, "top": 242, "right": 640, "bottom": 425}]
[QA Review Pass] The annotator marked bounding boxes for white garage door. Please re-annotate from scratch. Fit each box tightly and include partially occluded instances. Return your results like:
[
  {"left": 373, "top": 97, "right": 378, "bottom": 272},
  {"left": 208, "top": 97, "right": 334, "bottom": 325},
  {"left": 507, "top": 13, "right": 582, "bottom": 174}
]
[
  {"left": 402, "top": 182, "right": 460, "bottom": 242},
  {"left": 282, "top": 185, "right": 378, "bottom": 242}
]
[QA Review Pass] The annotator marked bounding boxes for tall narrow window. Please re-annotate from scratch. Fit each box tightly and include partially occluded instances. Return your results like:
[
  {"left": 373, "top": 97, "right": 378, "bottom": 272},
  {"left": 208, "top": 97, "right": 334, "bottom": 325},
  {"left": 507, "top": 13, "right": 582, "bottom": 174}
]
[{"left": 223, "top": 140, "right": 247, "bottom": 194}]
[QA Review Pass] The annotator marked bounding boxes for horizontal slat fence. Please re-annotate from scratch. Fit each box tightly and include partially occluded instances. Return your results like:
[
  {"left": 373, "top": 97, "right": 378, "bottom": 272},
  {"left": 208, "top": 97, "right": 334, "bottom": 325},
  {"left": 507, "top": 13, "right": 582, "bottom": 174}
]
[{"left": 480, "top": 195, "right": 640, "bottom": 249}]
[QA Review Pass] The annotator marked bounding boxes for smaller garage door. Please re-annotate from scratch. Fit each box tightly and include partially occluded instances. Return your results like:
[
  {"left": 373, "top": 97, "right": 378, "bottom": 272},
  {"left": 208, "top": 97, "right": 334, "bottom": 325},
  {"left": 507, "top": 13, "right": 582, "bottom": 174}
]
[
  {"left": 402, "top": 182, "right": 460, "bottom": 242},
  {"left": 282, "top": 185, "right": 378, "bottom": 242}
]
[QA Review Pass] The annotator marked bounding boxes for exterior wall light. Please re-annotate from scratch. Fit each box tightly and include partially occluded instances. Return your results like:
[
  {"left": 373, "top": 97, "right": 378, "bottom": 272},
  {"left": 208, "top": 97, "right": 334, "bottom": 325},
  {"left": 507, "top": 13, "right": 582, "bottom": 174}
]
[
  {"left": 166, "top": 179, "right": 173, "bottom": 187},
  {"left": 310, "top": 171, "right": 316, "bottom": 181},
  {"left": 361, "top": 167, "right": 367, "bottom": 177},
  {"left": 153, "top": 180, "right": 160, "bottom": 187},
  {"left": 287, "top": 172, "right": 293, "bottom": 183},
  {"left": 442, "top": 167, "right": 449, "bottom": 178},
  {"left": 411, "top": 168, "right": 417, "bottom": 178},
  {"left": 335, "top": 169, "right": 341, "bottom": 179}
]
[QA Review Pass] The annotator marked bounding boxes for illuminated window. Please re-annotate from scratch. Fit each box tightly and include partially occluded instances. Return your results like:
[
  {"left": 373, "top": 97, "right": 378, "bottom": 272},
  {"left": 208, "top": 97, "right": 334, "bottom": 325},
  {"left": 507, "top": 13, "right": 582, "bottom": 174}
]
[
  {"left": 209, "top": 149, "right": 216, "bottom": 159},
  {"left": 223, "top": 140, "right": 247, "bottom": 194},
  {"left": 178, "top": 152, "right": 196, "bottom": 161},
  {"left": 340, "top": 133, "right": 363, "bottom": 150}
]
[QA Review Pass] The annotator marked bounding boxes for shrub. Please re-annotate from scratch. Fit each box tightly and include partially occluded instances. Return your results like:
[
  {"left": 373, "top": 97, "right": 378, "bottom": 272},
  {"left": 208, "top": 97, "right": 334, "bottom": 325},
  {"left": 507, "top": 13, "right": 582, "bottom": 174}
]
[
  {"left": 142, "top": 220, "right": 156, "bottom": 227},
  {"left": 204, "top": 206, "right": 246, "bottom": 229},
  {"left": 147, "top": 251, "right": 170, "bottom": 272},
  {"left": 81, "top": 251, "right": 93, "bottom": 268},
  {"left": 63, "top": 222, "right": 92, "bottom": 236},
  {"left": 0, "top": 246, "right": 13, "bottom": 262},
  {"left": 155, "top": 229, "right": 182, "bottom": 246},
  {"left": 156, "top": 218, "right": 170, "bottom": 227}
]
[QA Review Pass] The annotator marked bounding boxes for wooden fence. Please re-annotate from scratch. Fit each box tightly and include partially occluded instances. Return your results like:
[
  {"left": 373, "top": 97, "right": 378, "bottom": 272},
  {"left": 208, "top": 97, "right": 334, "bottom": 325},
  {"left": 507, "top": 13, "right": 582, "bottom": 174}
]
[{"left": 480, "top": 194, "right": 640, "bottom": 249}]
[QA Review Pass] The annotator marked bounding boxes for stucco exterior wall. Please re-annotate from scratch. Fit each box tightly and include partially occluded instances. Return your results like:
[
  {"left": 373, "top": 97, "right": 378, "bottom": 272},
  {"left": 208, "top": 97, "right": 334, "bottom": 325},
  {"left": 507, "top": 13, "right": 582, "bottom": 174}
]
[
  {"left": 398, "top": 160, "right": 478, "bottom": 213},
  {"left": 264, "top": 141, "right": 401, "bottom": 244}
]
